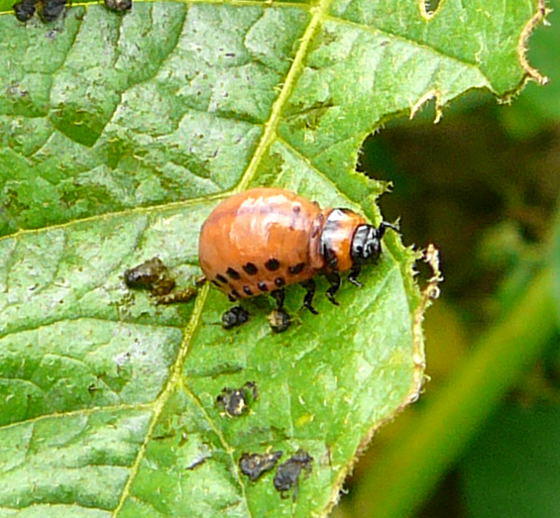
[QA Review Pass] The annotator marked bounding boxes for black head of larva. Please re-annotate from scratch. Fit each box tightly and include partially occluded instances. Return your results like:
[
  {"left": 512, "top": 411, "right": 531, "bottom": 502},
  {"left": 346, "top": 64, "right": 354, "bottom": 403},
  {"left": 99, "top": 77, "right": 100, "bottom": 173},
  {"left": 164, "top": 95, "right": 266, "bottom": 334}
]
[{"left": 351, "top": 222, "right": 398, "bottom": 266}]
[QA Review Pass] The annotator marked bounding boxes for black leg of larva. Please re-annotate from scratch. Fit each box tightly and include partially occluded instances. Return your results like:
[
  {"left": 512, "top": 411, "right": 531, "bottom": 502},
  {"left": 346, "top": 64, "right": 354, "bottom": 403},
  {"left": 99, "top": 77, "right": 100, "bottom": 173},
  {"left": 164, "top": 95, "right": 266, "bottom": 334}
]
[
  {"left": 222, "top": 306, "right": 249, "bottom": 329},
  {"left": 300, "top": 279, "right": 319, "bottom": 315},
  {"left": 271, "top": 288, "right": 286, "bottom": 310},
  {"left": 325, "top": 272, "right": 341, "bottom": 306},
  {"left": 348, "top": 265, "right": 363, "bottom": 287}
]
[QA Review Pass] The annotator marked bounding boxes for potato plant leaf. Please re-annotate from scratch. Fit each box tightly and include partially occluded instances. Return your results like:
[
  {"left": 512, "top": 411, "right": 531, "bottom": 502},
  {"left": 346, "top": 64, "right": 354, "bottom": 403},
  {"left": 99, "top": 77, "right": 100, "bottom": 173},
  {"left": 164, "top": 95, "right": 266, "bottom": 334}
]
[{"left": 0, "top": 1, "right": 543, "bottom": 516}]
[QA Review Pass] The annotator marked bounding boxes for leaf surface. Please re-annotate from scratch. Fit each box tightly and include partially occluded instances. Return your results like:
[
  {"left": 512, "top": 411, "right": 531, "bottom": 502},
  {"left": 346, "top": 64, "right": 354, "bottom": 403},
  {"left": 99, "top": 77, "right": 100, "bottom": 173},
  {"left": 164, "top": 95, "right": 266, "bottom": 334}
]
[{"left": 0, "top": 1, "right": 542, "bottom": 516}]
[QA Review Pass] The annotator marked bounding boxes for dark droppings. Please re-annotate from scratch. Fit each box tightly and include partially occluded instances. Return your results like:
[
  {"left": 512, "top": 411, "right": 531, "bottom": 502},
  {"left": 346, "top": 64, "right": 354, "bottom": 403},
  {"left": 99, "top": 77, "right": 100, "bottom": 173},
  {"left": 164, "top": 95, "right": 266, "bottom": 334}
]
[
  {"left": 216, "top": 381, "right": 258, "bottom": 417},
  {"left": 221, "top": 306, "right": 249, "bottom": 329},
  {"left": 156, "top": 287, "right": 197, "bottom": 304},
  {"left": 217, "top": 388, "right": 246, "bottom": 416},
  {"left": 273, "top": 449, "right": 313, "bottom": 499},
  {"left": 124, "top": 256, "right": 199, "bottom": 304},
  {"left": 124, "top": 257, "right": 166, "bottom": 288},
  {"left": 13, "top": 0, "right": 67, "bottom": 22},
  {"left": 124, "top": 257, "right": 175, "bottom": 296},
  {"left": 104, "top": 0, "right": 132, "bottom": 12},
  {"left": 239, "top": 451, "right": 283, "bottom": 481},
  {"left": 40, "top": 0, "right": 66, "bottom": 22},
  {"left": 267, "top": 308, "right": 291, "bottom": 333},
  {"left": 12, "top": 0, "right": 36, "bottom": 21}
]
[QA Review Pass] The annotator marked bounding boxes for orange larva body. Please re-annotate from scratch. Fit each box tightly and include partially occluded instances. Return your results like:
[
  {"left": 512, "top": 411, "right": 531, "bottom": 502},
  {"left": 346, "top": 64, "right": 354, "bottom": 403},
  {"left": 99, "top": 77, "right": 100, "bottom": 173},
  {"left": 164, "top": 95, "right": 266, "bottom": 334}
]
[{"left": 198, "top": 188, "right": 367, "bottom": 301}]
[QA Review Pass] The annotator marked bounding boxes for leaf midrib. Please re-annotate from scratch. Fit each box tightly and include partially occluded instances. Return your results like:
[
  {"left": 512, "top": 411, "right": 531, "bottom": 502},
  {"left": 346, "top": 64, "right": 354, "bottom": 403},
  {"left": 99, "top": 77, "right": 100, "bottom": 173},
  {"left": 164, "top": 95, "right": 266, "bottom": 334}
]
[
  {"left": 0, "top": 0, "right": 311, "bottom": 16},
  {"left": 111, "top": 0, "right": 333, "bottom": 514}
]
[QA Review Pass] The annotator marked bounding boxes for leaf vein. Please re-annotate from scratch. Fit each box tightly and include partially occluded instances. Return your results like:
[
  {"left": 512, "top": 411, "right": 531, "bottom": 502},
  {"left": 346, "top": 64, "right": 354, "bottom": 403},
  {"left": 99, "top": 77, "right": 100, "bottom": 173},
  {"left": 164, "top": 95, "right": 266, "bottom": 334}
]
[
  {"left": 46, "top": 11, "right": 85, "bottom": 109},
  {"left": 0, "top": 402, "right": 152, "bottom": 433},
  {"left": 111, "top": 0, "right": 335, "bottom": 512},
  {"left": 0, "top": 0, "right": 310, "bottom": 16},
  {"left": 236, "top": 0, "right": 327, "bottom": 191},
  {"left": 0, "top": 315, "right": 183, "bottom": 342},
  {"left": 111, "top": 285, "right": 209, "bottom": 516},
  {"left": 325, "top": 14, "right": 492, "bottom": 86},
  {"left": 0, "top": 191, "right": 227, "bottom": 245},
  {"left": 181, "top": 379, "right": 254, "bottom": 517},
  {"left": 276, "top": 136, "right": 366, "bottom": 210},
  {"left": 94, "top": 4, "right": 189, "bottom": 141}
]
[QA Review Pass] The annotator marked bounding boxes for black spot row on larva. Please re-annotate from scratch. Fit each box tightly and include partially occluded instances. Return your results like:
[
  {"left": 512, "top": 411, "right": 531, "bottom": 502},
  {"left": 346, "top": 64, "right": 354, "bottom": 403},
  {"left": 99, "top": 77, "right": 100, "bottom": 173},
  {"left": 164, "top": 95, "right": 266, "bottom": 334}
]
[
  {"left": 265, "top": 258, "right": 280, "bottom": 271},
  {"left": 288, "top": 263, "right": 305, "bottom": 275},
  {"left": 227, "top": 267, "right": 240, "bottom": 280},
  {"left": 216, "top": 259, "right": 299, "bottom": 293},
  {"left": 243, "top": 262, "right": 258, "bottom": 275}
]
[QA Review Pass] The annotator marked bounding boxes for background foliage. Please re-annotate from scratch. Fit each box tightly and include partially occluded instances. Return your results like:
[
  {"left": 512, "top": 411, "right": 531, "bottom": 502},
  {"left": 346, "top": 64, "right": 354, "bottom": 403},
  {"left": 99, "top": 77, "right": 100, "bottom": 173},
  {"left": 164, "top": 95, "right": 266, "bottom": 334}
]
[{"left": 333, "top": 1, "right": 560, "bottom": 516}]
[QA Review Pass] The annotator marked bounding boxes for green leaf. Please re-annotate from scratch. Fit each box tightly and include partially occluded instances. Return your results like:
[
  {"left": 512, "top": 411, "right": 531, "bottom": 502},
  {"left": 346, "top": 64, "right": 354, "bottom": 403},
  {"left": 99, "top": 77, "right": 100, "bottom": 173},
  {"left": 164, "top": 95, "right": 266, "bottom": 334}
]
[
  {"left": 0, "top": 1, "right": 543, "bottom": 516},
  {"left": 499, "top": 0, "right": 560, "bottom": 138},
  {"left": 347, "top": 269, "right": 557, "bottom": 518}
]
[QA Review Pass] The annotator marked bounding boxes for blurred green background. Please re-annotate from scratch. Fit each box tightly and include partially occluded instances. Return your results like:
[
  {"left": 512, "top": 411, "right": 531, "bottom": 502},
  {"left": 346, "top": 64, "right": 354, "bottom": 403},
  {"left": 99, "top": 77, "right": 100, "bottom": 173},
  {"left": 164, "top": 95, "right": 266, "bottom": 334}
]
[{"left": 334, "top": 2, "right": 560, "bottom": 517}]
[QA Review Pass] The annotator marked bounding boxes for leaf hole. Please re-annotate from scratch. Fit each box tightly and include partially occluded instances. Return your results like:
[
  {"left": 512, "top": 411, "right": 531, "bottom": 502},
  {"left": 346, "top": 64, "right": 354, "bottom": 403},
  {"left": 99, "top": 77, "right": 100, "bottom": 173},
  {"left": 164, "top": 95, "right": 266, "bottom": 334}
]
[{"left": 422, "top": 0, "right": 441, "bottom": 18}]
